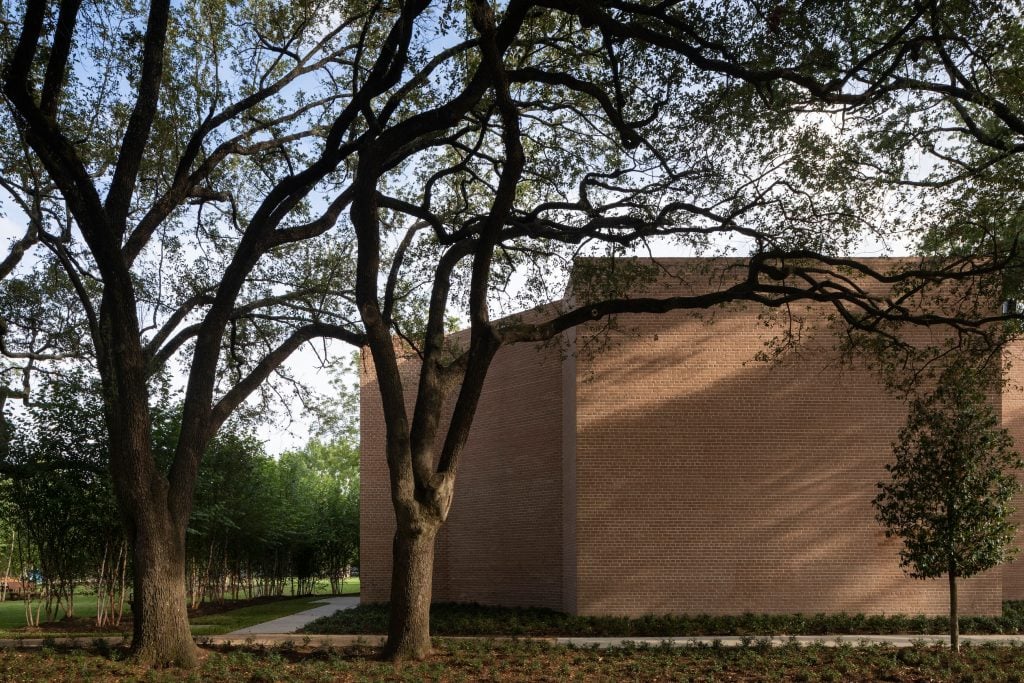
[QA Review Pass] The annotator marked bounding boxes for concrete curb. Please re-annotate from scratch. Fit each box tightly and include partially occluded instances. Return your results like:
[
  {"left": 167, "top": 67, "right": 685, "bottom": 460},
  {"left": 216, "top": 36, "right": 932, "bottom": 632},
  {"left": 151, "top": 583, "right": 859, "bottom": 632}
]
[
  {"left": 553, "top": 634, "right": 1024, "bottom": 648},
  {"left": 2, "top": 632, "right": 1024, "bottom": 651}
]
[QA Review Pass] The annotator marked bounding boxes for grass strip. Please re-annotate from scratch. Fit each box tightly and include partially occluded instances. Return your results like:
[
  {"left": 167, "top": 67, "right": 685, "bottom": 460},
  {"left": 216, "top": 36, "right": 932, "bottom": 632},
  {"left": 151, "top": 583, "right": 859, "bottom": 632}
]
[
  {"left": 0, "top": 592, "right": 345, "bottom": 639},
  {"left": 190, "top": 596, "right": 328, "bottom": 636}
]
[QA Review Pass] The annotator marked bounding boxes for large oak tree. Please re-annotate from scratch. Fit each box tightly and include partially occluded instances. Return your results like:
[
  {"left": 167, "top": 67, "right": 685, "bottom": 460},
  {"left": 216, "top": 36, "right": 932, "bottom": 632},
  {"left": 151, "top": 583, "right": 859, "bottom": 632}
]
[
  {"left": 330, "top": 0, "right": 1024, "bottom": 661},
  {"left": 1, "top": 0, "right": 368, "bottom": 666}
]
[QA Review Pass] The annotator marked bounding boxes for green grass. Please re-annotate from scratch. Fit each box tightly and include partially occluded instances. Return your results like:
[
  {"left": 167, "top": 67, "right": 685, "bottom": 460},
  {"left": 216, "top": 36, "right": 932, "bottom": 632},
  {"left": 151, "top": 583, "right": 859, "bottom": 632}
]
[
  {"left": 0, "top": 591, "right": 108, "bottom": 632},
  {"left": 189, "top": 596, "right": 328, "bottom": 636},
  {"left": 272, "top": 577, "right": 361, "bottom": 598},
  {"left": 303, "top": 599, "right": 1024, "bottom": 637},
  {"left": 0, "top": 578, "right": 359, "bottom": 638},
  {"left": 3, "top": 639, "right": 1024, "bottom": 681},
  {"left": 189, "top": 579, "right": 359, "bottom": 636}
]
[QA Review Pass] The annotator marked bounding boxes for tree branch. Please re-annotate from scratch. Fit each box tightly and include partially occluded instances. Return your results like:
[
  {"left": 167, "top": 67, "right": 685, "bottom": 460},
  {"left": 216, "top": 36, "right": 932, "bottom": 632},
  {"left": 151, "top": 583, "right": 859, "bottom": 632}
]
[
  {"left": 103, "top": 0, "right": 172, "bottom": 229},
  {"left": 39, "top": 0, "right": 84, "bottom": 119}
]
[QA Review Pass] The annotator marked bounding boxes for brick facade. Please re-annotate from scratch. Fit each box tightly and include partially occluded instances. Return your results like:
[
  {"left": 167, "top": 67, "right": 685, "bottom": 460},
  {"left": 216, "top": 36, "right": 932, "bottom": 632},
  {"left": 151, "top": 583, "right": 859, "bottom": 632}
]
[
  {"left": 361, "top": 259, "right": 1023, "bottom": 616},
  {"left": 1002, "top": 342, "right": 1024, "bottom": 602},
  {"left": 360, "top": 340, "right": 565, "bottom": 609}
]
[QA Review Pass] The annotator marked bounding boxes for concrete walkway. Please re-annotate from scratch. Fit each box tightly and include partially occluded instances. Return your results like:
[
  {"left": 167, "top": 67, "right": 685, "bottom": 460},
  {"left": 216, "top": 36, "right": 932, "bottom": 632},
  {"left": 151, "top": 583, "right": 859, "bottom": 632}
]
[{"left": 225, "top": 595, "right": 360, "bottom": 636}]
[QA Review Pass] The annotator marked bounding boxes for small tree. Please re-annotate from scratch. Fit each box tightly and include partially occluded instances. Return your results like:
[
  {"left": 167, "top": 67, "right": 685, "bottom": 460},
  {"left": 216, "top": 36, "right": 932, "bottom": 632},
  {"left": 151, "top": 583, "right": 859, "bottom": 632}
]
[{"left": 874, "top": 366, "right": 1023, "bottom": 654}]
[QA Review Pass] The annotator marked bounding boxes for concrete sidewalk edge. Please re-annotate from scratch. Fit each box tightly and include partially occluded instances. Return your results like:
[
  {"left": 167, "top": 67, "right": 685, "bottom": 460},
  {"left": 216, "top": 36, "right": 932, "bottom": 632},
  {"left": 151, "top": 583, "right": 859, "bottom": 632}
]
[{"left": 1, "top": 633, "right": 1023, "bottom": 650}]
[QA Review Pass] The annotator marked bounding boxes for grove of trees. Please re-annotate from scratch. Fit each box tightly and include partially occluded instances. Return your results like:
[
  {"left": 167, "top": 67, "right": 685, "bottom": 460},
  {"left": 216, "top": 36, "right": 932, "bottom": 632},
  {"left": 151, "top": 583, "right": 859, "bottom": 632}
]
[
  {"left": 0, "top": 375, "right": 358, "bottom": 627},
  {"left": 2, "top": 0, "right": 1024, "bottom": 667}
]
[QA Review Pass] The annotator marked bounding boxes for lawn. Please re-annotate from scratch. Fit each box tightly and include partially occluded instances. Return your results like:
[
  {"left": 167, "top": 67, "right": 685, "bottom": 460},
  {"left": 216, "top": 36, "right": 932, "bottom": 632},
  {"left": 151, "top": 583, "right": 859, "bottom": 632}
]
[
  {"left": 1, "top": 639, "right": 1023, "bottom": 681},
  {"left": 303, "top": 599, "right": 1024, "bottom": 638},
  {"left": 0, "top": 578, "right": 359, "bottom": 638},
  {"left": 0, "top": 592, "right": 109, "bottom": 633},
  {"left": 189, "top": 596, "right": 329, "bottom": 636}
]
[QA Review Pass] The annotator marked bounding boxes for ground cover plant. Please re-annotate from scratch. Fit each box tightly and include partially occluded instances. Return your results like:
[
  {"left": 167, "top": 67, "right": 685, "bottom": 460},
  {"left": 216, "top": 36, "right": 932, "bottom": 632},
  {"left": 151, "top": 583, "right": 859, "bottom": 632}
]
[
  {"left": 1, "top": 639, "right": 1024, "bottom": 682},
  {"left": 303, "top": 601, "right": 1024, "bottom": 638}
]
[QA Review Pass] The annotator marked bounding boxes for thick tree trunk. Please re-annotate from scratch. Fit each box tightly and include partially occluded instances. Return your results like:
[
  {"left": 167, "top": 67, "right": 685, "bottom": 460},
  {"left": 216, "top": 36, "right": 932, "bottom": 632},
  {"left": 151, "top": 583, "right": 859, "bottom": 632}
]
[
  {"left": 93, "top": 289, "right": 201, "bottom": 667},
  {"left": 103, "top": 396, "right": 197, "bottom": 667},
  {"left": 383, "top": 521, "right": 440, "bottom": 662},
  {"left": 128, "top": 509, "right": 197, "bottom": 668},
  {"left": 949, "top": 563, "right": 959, "bottom": 655}
]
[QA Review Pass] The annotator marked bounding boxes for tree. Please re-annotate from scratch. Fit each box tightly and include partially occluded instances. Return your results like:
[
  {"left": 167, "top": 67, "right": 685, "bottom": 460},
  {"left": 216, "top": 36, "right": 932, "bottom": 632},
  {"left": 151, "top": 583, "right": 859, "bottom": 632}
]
[
  {"left": 0, "top": 373, "right": 121, "bottom": 622},
  {"left": 1, "top": 0, "right": 364, "bottom": 666},
  {"left": 0, "top": 372, "right": 359, "bottom": 619},
  {"left": 279, "top": 438, "right": 360, "bottom": 594},
  {"left": 0, "top": 263, "right": 88, "bottom": 465},
  {"left": 333, "top": 2, "right": 1024, "bottom": 662},
  {"left": 874, "top": 365, "right": 1022, "bottom": 654},
  {"left": 4, "top": 0, "right": 1024, "bottom": 665}
]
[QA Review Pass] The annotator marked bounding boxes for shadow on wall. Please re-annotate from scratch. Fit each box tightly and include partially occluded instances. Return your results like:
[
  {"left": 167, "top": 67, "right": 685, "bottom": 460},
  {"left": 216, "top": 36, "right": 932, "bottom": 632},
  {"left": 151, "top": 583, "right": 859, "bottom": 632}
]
[
  {"left": 360, "top": 296, "right": 1012, "bottom": 618},
  {"left": 1000, "top": 343, "right": 1024, "bottom": 602},
  {"left": 573, "top": 303, "right": 1003, "bottom": 618},
  {"left": 359, "top": 338, "right": 566, "bottom": 611}
]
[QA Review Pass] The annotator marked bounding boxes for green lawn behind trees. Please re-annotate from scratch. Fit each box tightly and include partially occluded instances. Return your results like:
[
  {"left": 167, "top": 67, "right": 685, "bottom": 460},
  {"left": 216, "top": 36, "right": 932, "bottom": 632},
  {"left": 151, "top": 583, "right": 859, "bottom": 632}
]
[
  {"left": 0, "top": 579, "right": 360, "bottom": 637},
  {"left": 0, "top": 374, "right": 360, "bottom": 632}
]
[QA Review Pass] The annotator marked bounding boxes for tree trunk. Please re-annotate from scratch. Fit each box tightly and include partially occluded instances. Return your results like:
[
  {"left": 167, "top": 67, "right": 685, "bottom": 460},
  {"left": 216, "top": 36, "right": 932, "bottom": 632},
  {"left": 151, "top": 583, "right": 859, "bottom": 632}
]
[
  {"left": 383, "top": 521, "right": 440, "bottom": 662},
  {"left": 949, "top": 562, "right": 959, "bottom": 655},
  {"left": 1, "top": 530, "right": 13, "bottom": 602},
  {"left": 93, "top": 290, "right": 199, "bottom": 666},
  {"left": 129, "top": 511, "right": 197, "bottom": 668}
]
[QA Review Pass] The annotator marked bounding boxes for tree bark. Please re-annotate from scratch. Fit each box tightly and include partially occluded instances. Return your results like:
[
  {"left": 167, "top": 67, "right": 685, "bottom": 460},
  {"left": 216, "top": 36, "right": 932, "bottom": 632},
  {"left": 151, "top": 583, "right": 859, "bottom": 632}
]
[
  {"left": 90, "top": 284, "right": 199, "bottom": 667},
  {"left": 949, "top": 562, "right": 959, "bottom": 655},
  {"left": 129, "top": 508, "right": 196, "bottom": 668},
  {"left": 383, "top": 520, "right": 440, "bottom": 662}
]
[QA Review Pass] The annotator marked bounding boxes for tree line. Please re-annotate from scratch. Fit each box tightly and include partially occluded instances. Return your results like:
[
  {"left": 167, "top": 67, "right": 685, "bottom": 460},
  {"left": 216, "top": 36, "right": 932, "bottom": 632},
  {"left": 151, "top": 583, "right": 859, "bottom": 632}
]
[{"left": 0, "top": 374, "right": 358, "bottom": 627}]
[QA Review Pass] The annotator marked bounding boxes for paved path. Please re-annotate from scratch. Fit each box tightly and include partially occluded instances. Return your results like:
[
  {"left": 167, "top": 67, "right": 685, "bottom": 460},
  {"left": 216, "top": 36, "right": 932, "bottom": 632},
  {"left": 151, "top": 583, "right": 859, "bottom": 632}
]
[{"left": 225, "top": 596, "right": 360, "bottom": 636}]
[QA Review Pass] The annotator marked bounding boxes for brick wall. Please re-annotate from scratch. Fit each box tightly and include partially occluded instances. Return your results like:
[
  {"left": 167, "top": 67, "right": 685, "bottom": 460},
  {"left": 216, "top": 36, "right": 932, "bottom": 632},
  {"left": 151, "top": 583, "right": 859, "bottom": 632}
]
[
  {"left": 359, "top": 339, "right": 565, "bottom": 609},
  {"left": 1002, "top": 340, "right": 1024, "bottom": 601},
  {"left": 358, "top": 350, "right": 409, "bottom": 605},
  {"left": 361, "top": 257, "right": 1011, "bottom": 617},
  {"left": 571, "top": 261, "right": 1002, "bottom": 617}
]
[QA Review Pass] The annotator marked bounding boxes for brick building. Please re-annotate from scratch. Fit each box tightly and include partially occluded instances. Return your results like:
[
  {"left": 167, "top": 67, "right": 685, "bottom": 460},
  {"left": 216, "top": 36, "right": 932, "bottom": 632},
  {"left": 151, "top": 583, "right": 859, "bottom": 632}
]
[{"left": 360, "top": 259, "right": 1024, "bottom": 617}]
